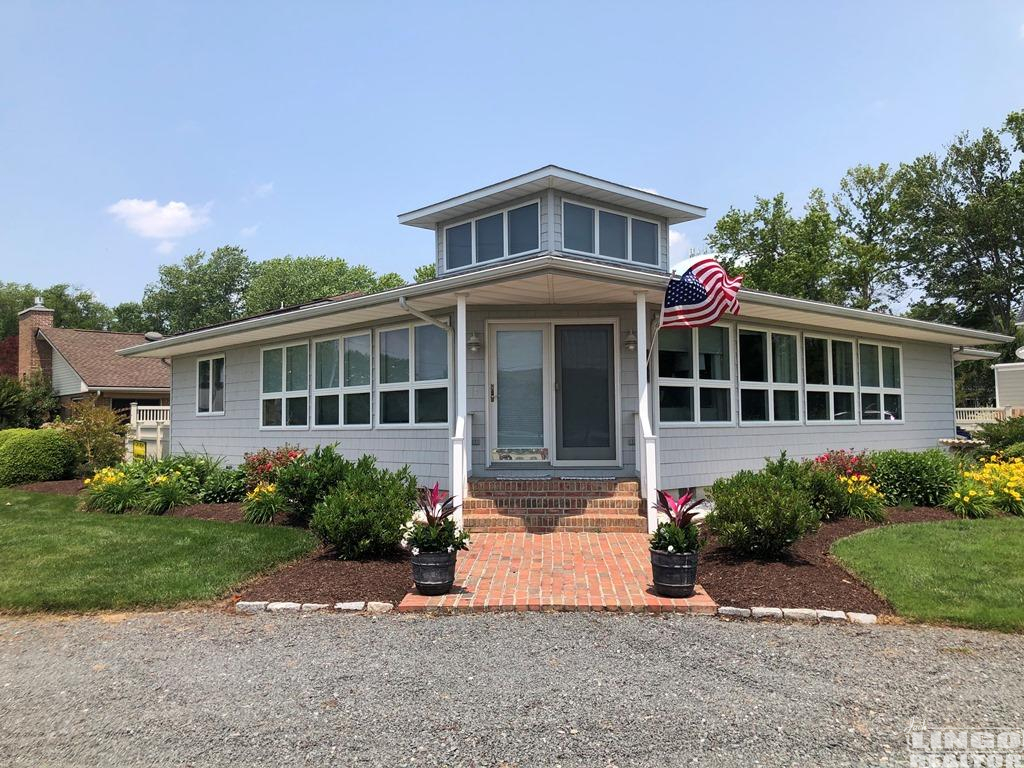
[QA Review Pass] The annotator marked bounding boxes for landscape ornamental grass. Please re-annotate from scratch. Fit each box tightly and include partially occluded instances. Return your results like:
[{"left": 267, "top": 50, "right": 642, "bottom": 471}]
[
  {"left": 0, "top": 488, "right": 316, "bottom": 613},
  {"left": 0, "top": 428, "right": 78, "bottom": 487},
  {"left": 946, "top": 454, "right": 1024, "bottom": 518}
]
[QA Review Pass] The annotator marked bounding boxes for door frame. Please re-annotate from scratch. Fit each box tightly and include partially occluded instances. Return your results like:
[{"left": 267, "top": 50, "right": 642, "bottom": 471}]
[{"left": 484, "top": 317, "right": 621, "bottom": 468}]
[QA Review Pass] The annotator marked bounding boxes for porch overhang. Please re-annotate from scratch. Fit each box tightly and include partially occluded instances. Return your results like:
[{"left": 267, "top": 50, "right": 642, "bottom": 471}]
[{"left": 119, "top": 254, "right": 1013, "bottom": 358}]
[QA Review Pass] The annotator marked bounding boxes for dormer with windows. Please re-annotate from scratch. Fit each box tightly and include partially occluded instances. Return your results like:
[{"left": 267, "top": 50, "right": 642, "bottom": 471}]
[{"left": 398, "top": 165, "right": 706, "bottom": 278}]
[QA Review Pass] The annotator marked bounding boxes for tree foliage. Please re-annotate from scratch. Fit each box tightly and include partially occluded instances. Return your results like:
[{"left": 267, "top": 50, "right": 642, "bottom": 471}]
[{"left": 244, "top": 256, "right": 405, "bottom": 316}]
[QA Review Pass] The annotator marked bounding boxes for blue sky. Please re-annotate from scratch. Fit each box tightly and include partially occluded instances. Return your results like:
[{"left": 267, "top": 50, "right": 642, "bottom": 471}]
[{"left": 2, "top": 1, "right": 1023, "bottom": 306}]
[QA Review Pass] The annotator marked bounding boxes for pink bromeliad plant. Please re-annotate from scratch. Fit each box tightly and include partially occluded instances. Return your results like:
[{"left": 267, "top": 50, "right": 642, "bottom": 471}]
[
  {"left": 650, "top": 489, "right": 704, "bottom": 554},
  {"left": 403, "top": 482, "right": 470, "bottom": 555}
]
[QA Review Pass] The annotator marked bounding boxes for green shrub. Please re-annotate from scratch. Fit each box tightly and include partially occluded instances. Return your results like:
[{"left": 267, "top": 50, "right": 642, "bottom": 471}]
[
  {"left": 870, "top": 449, "right": 956, "bottom": 507},
  {"left": 200, "top": 466, "right": 247, "bottom": 503},
  {"left": 241, "top": 445, "right": 304, "bottom": 487},
  {"left": 276, "top": 444, "right": 350, "bottom": 525},
  {"left": 706, "top": 470, "right": 820, "bottom": 558},
  {"left": 0, "top": 428, "right": 34, "bottom": 452},
  {"left": 137, "top": 474, "right": 197, "bottom": 515},
  {"left": 79, "top": 466, "right": 148, "bottom": 514},
  {"left": 944, "top": 477, "right": 998, "bottom": 519},
  {"left": 0, "top": 428, "right": 78, "bottom": 486},
  {"left": 1002, "top": 442, "right": 1024, "bottom": 460},
  {"left": 63, "top": 399, "right": 128, "bottom": 471},
  {"left": 977, "top": 416, "right": 1024, "bottom": 451},
  {"left": 242, "top": 482, "right": 288, "bottom": 524},
  {"left": 805, "top": 468, "right": 852, "bottom": 520},
  {"left": 310, "top": 456, "right": 416, "bottom": 560}
]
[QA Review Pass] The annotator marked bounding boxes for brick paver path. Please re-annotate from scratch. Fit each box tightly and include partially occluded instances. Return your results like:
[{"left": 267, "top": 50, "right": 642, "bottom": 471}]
[{"left": 397, "top": 532, "right": 717, "bottom": 614}]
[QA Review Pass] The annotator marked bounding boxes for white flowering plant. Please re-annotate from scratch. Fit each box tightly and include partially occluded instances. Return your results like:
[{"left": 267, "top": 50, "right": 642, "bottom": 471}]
[
  {"left": 649, "top": 489, "right": 703, "bottom": 554},
  {"left": 402, "top": 483, "right": 470, "bottom": 555}
]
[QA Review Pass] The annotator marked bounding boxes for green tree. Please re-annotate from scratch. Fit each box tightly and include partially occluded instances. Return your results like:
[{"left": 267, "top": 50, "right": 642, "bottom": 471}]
[
  {"left": 141, "top": 246, "right": 253, "bottom": 334},
  {"left": 0, "top": 282, "right": 112, "bottom": 338},
  {"left": 243, "top": 256, "right": 405, "bottom": 315},
  {"left": 108, "top": 301, "right": 151, "bottom": 333},
  {"left": 413, "top": 263, "right": 436, "bottom": 282}
]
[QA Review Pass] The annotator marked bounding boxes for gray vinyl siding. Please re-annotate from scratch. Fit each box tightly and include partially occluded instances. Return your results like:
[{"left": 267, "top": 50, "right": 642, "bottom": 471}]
[
  {"left": 50, "top": 348, "right": 84, "bottom": 396},
  {"left": 169, "top": 342, "right": 450, "bottom": 486},
  {"left": 435, "top": 194, "right": 550, "bottom": 277},
  {"left": 995, "top": 366, "right": 1024, "bottom": 407},
  {"left": 658, "top": 339, "right": 956, "bottom": 490}
]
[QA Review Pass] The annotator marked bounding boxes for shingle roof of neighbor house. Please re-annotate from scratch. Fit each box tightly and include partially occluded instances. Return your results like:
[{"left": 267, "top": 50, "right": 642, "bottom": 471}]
[{"left": 39, "top": 328, "right": 169, "bottom": 389}]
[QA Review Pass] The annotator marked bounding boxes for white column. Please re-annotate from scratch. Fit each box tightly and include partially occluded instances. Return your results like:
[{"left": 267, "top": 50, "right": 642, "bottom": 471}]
[
  {"left": 635, "top": 291, "right": 659, "bottom": 532},
  {"left": 451, "top": 292, "right": 469, "bottom": 527}
]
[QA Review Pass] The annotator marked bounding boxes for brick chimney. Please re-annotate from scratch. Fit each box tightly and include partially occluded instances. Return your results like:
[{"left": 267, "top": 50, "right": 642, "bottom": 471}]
[{"left": 18, "top": 298, "right": 55, "bottom": 381}]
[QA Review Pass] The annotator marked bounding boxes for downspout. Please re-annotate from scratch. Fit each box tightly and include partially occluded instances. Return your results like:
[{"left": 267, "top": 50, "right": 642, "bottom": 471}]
[{"left": 398, "top": 296, "right": 450, "bottom": 331}]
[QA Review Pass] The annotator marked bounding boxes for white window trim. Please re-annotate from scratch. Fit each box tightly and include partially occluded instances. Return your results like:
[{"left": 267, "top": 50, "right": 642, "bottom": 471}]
[
  {"left": 858, "top": 341, "right": 905, "bottom": 424},
  {"left": 259, "top": 341, "right": 310, "bottom": 431},
  {"left": 655, "top": 323, "right": 736, "bottom": 427},
  {"left": 195, "top": 354, "right": 225, "bottom": 417},
  {"left": 443, "top": 199, "right": 542, "bottom": 273},
  {"left": 374, "top": 321, "right": 452, "bottom": 429},
  {"left": 311, "top": 332, "right": 373, "bottom": 430},
  {"left": 803, "top": 334, "right": 858, "bottom": 424},
  {"left": 737, "top": 327, "right": 802, "bottom": 425},
  {"left": 561, "top": 197, "right": 662, "bottom": 267}
]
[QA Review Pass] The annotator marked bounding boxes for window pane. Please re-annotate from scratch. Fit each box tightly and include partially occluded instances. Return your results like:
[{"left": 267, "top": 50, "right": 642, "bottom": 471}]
[
  {"left": 380, "top": 328, "right": 409, "bottom": 383},
  {"left": 859, "top": 344, "right": 880, "bottom": 388},
  {"left": 832, "top": 341, "right": 854, "bottom": 386},
  {"left": 700, "top": 388, "right": 731, "bottom": 422},
  {"left": 861, "top": 392, "right": 881, "bottom": 420},
  {"left": 772, "top": 334, "right": 798, "bottom": 384},
  {"left": 212, "top": 357, "right": 225, "bottom": 412},
  {"left": 285, "top": 344, "right": 308, "bottom": 391},
  {"left": 598, "top": 211, "right": 627, "bottom": 260},
  {"left": 563, "top": 202, "right": 594, "bottom": 253},
  {"left": 773, "top": 390, "right": 799, "bottom": 421},
  {"left": 882, "top": 347, "right": 901, "bottom": 388},
  {"left": 804, "top": 337, "right": 828, "bottom": 385},
  {"left": 659, "top": 385, "right": 693, "bottom": 422},
  {"left": 262, "top": 348, "right": 282, "bottom": 393},
  {"left": 740, "top": 389, "right": 768, "bottom": 421},
  {"left": 415, "top": 387, "right": 448, "bottom": 423},
  {"left": 475, "top": 212, "right": 504, "bottom": 262},
  {"left": 414, "top": 325, "right": 448, "bottom": 381},
  {"left": 739, "top": 330, "right": 767, "bottom": 382},
  {"left": 380, "top": 390, "right": 410, "bottom": 424},
  {"left": 446, "top": 222, "right": 472, "bottom": 269},
  {"left": 631, "top": 219, "right": 659, "bottom": 265},
  {"left": 806, "top": 391, "right": 829, "bottom": 421},
  {"left": 285, "top": 396, "right": 308, "bottom": 426},
  {"left": 315, "top": 339, "right": 340, "bottom": 389},
  {"left": 698, "top": 326, "right": 730, "bottom": 380},
  {"left": 262, "top": 398, "right": 282, "bottom": 427},
  {"left": 508, "top": 203, "right": 539, "bottom": 255},
  {"left": 315, "top": 394, "right": 339, "bottom": 426},
  {"left": 884, "top": 393, "right": 903, "bottom": 420},
  {"left": 197, "top": 359, "right": 210, "bottom": 413},
  {"left": 658, "top": 328, "right": 693, "bottom": 379},
  {"left": 344, "top": 392, "right": 371, "bottom": 425},
  {"left": 344, "top": 334, "right": 371, "bottom": 387},
  {"left": 833, "top": 391, "right": 855, "bottom": 420}
]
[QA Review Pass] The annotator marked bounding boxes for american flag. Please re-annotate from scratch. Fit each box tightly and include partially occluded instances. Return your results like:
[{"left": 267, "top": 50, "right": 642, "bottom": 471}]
[{"left": 660, "top": 256, "right": 743, "bottom": 328}]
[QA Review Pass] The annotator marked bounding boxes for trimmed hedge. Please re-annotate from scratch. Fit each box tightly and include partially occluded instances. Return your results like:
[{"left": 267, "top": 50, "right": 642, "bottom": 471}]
[{"left": 0, "top": 428, "right": 78, "bottom": 486}]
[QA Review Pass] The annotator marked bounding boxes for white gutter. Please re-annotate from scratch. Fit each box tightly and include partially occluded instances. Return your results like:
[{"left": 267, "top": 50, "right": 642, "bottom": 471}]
[{"left": 398, "top": 296, "right": 450, "bottom": 330}]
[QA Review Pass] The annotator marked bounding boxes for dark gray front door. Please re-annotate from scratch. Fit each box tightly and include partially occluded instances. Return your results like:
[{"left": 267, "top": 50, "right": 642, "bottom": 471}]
[{"left": 554, "top": 324, "right": 616, "bottom": 462}]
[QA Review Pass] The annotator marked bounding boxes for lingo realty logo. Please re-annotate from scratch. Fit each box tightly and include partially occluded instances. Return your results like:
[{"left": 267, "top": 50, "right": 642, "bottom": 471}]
[{"left": 906, "top": 720, "right": 1024, "bottom": 767}]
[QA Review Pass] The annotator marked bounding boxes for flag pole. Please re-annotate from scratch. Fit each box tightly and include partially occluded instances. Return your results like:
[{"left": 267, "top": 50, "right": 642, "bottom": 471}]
[{"left": 644, "top": 271, "right": 675, "bottom": 369}]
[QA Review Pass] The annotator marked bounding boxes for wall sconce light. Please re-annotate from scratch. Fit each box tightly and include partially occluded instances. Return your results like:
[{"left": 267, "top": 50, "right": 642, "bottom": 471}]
[
  {"left": 467, "top": 332, "right": 482, "bottom": 354},
  {"left": 624, "top": 330, "right": 638, "bottom": 352}
]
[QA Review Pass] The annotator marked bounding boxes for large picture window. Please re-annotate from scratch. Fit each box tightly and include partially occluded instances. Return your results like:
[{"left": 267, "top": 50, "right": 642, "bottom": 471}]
[
  {"left": 738, "top": 330, "right": 800, "bottom": 422},
  {"left": 196, "top": 355, "right": 225, "bottom": 415},
  {"left": 312, "top": 333, "right": 372, "bottom": 427},
  {"left": 376, "top": 323, "right": 450, "bottom": 426},
  {"left": 261, "top": 342, "right": 309, "bottom": 428},
  {"left": 444, "top": 201, "right": 540, "bottom": 271},
  {"left": 859, "top": 342, "right": 903, "bottom": 421},
  {"left": 657, "top": 325, "right": 732, "bottom": 424},
  {"left": 562, "top": 200, "right": 660, "bottom": 265}
]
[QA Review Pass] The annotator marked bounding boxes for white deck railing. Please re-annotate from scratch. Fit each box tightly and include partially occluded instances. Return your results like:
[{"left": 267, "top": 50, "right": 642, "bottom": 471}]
[
  {"left": 955, "top": 406, "right": 1011, "bottom": 427},
  {"left": 132, "top": 405, "right": 171, "bottom": 425},
  {"left": 127, "top": 403, "right": 171, "bottom": 460}
]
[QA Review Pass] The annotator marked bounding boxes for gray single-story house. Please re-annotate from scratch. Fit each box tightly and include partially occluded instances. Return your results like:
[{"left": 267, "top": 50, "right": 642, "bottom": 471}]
[{"left": 120, "top": 166, "right": 1013, "bottom": 531}]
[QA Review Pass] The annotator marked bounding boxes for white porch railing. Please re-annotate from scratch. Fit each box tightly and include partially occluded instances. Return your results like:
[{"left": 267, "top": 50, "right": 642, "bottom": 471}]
[
  {"left": 127, "top": 403, "right": 171, "bottom": 460},
  {"left": 635, "top": 412, "right": 659, "bottom": 532},
  {"left": 955, "top": 406, "right": 1011, "bottom": 428}
]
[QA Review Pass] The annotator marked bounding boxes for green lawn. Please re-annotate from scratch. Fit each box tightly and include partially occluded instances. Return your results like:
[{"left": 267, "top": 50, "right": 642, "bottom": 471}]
[
  {"left": 0, "top": 489, "right": 316, "bottom": 613},
  {"left": 832, "top": 517, "right": 1024, "bottom": 632}
]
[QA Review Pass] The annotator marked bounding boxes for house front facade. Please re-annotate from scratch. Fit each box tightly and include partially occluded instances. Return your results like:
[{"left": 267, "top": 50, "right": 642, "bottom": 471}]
[{"left": 121, "top": 166, "right": 1012, "bottom": 531}]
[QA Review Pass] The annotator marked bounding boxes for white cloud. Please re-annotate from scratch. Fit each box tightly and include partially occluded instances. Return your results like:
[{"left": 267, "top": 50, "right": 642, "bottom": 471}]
[
  {"left": 245, "top": 182, "right": 274, "bottom": 201},
  {"left": 240, "top": 224, "right": 260, "bottom": 237},
  {"left": 155, "top": 240, "right": 175, "bottom": 255},
  {"left": 107, "top": 199, "right": 210, "bottom": 239},
  {"left": 669, "top": 229, "right": 694, "bottom": 266}
]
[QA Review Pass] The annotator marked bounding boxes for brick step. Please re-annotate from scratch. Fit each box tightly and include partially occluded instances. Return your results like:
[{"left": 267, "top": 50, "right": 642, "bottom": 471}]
[
  {"left": 463, "top": 513, "right": 648, "bottom": 534},
  {"left": 463, "top": 497, "right": 644, "bottom": 512}
]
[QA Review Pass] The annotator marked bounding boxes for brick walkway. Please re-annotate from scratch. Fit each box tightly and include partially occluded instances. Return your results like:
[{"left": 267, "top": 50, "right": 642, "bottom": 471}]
[{"left": 397, "top": 533, "right": 717, "bottom": 614}]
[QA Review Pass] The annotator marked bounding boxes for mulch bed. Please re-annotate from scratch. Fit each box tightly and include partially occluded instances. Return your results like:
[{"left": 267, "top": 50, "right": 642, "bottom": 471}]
[
  {"left": 167, "top": 502, "right": 247, "bottom": 524},
  {"left": 12, "top": 478, "right": 85, "bottom": 495},
  {"left": 698, "top": 506, "right": 956, "bottom": 614},
  {"left": 238, "top": 548, "right": 413, "bottom": 605}
]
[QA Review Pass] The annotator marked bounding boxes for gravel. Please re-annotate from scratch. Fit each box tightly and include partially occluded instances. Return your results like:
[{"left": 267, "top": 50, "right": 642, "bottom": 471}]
[{"left": 1, "top": 610, "right": 1022, "bottom": 767}]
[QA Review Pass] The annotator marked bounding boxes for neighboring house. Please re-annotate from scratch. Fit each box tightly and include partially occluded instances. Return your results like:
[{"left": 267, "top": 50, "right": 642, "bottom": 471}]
[
  {"left": 17, "top": 300, "right": 170, "bottom": 415},
  {"left": 120, "top": 166, "right": 1012, "bottom": 531}
]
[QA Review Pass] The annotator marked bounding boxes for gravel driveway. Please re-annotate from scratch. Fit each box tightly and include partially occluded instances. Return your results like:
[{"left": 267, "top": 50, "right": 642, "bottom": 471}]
[{"left": 1, "top": 611, "right": 1022, "bottom": 767}]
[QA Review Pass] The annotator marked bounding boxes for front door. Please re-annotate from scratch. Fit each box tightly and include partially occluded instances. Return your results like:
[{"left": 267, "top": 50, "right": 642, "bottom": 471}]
[
  {"left": 487, "top": 321, "right": 618, "bottom": 466},
  {"left": 554, "top": 324, "right": 617, "bottom": 462}
]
